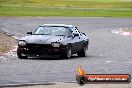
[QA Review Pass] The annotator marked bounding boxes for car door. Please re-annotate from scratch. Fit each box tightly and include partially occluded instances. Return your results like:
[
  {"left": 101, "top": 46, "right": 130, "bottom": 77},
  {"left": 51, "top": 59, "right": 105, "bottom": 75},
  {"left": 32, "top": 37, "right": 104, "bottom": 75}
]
[
  {"left": 70, "top": 27, "right": 83, "bottom": 53},
  {"left": 74, "top": 27, "right": 84, "bottom": 51}
]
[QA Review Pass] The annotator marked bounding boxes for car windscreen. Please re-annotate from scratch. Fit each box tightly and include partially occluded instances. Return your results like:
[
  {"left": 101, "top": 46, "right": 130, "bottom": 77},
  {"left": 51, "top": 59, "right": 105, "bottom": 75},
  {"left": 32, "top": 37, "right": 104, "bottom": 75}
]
[{"left": 34, "top": 26, "right": 69, "bottom": 36}]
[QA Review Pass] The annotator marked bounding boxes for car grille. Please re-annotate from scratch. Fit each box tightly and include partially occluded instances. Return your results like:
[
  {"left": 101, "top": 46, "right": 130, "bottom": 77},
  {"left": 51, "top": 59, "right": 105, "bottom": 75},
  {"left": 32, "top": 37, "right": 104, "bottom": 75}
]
[
  {"left": 26, "top": 44, "right": 52, "bottom": 54},
  {"left": 27, "top": 44, "right": 52, "bottom": 48}
]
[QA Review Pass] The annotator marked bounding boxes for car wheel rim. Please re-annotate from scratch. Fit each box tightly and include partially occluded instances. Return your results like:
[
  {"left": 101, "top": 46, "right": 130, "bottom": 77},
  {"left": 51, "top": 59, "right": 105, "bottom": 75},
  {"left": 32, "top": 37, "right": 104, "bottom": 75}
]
[
  {"left": 67, "top": 47, "right": 71, "bottom": 58},
  {"left": 84, "top": 46, "right": 87, "bottom": 55}
]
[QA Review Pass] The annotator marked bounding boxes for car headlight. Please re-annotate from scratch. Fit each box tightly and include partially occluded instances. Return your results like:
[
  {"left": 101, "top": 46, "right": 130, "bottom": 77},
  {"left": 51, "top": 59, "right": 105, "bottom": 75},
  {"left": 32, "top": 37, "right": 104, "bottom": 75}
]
[
  {"left": 52, "top": 42, "right": 60, "bottom": 47},
  {"left": 18, "top": 40, "right": 27, "bottom": 46}
]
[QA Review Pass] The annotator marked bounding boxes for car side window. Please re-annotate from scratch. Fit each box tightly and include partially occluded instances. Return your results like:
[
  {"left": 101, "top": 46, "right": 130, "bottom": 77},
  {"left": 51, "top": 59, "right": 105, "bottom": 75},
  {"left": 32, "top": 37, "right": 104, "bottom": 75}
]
[
  {"left": 67, "top": 28, "right": 72, "bottom": 37},
  {"left": 35, "top": 27, "right": 44, "bottom": 34}
]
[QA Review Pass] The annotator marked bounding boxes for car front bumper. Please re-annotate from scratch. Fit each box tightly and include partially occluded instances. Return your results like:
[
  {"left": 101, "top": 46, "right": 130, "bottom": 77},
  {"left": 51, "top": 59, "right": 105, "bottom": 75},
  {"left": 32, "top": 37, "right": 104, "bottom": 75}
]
[{"left": 17, "top": 44, "right": 67, "bottom": 56}]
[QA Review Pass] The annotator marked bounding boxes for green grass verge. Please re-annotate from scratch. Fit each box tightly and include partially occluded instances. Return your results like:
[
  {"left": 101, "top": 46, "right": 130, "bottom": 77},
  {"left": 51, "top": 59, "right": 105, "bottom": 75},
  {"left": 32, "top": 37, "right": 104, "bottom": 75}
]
[
  {"left": 0, "top": 6, "right": 132, "bottom": 17},
  {"left": 1, "top": 0, "right": 132, "bottom": 8},
  {"left": 0, "top": 0, "right": 132, "bottom": 17}
]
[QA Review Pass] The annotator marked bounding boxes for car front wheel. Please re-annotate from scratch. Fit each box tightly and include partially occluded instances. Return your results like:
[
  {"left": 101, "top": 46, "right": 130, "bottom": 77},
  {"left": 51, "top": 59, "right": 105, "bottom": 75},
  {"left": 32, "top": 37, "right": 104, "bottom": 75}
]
[
  {"left": 17, "top": 51, "right": 28, "bottom": 59},
  {"left": 77, "top": 45, "right": 88, "bottom": 57},
  {"left": 61, "top": 45, "right": 71, "bottom": 59}
]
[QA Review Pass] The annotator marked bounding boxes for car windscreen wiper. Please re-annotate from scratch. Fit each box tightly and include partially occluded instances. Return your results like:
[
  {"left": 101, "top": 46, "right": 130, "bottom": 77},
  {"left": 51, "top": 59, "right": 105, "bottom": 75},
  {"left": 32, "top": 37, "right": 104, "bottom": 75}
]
[
  {"left": 33, "top": 34, "right": 51, "bottom": 35},
  {"left": 55, "top": 35, "right": 65, "bottom": 36}
]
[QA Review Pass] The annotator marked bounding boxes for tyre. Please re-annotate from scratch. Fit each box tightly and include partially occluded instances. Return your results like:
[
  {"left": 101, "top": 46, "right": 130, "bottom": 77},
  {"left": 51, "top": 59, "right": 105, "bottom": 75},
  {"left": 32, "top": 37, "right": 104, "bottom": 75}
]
[
  {"left": 77, "top": 45, "right": 88, "bottom": 57},
  {"left": 61, "top": 44, "right": 71, "bottom": 59},
  {"left": 17, "top": 51, "right": 28, "bottom": 59}
]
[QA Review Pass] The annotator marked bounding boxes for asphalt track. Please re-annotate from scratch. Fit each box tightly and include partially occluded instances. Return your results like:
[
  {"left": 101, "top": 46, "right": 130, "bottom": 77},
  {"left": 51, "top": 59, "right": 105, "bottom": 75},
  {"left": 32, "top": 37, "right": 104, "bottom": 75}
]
[{"left": 0, "top": 17, "right": 132, "bottom": 86}]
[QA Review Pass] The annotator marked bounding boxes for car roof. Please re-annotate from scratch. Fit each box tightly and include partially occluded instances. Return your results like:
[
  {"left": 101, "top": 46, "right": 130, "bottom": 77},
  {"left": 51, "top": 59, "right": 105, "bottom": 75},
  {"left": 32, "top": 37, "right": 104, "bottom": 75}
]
[{"left": 40, "top": 24, "right": 76, "bottom": 28}]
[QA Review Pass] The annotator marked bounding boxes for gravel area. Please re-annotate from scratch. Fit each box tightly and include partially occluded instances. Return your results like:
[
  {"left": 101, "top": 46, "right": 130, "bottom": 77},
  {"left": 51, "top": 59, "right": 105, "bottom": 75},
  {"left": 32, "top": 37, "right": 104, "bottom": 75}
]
[
  {"left": 123, "top": 28, "right": 132, "bottom": 32},
  {"left": 0, "top": 32, "right": 17, "bottom": 55}
]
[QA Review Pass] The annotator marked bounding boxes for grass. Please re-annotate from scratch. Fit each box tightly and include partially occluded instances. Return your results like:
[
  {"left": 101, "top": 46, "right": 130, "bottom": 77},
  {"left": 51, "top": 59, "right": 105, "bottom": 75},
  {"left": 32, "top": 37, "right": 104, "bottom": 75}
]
[
  {"left": 1, "top": 0, "right": 132, "bottom": 8},
  {"left": 0, "top": 0, "right": 132, "bottom": 17},
  {"left": 0, "top": 6, "right": 132, "bottom": 17}
]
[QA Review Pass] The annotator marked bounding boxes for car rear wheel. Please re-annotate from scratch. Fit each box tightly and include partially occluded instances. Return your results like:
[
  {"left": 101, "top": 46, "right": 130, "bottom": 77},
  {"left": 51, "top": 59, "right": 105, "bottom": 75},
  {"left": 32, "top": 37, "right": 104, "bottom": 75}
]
[
  {"left": 61, "top": 45, "right": 71, "bottom": 59},
  {"left": 17, "top": 51, "right": 28, "bottom": 59},
  {"left": 77, "top": 45, "right": 88, "bottom": 57}
]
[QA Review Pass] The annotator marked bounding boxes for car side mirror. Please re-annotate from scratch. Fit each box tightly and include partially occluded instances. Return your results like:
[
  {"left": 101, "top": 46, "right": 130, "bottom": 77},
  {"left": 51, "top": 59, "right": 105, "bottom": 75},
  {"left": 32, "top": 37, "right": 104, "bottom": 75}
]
[
  {"left": 74, "top": 33, "right": 79, "bottom": 37},
  {"left": 27, "top": 31, "right": 32, "bottom": 35},
  {"left": 82, "top": 32, "right": 86, "bottom": 36}
]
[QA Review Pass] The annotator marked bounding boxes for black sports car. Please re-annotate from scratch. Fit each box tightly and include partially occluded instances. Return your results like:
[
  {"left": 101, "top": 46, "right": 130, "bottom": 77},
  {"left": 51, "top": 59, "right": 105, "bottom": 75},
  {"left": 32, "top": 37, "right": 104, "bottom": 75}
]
[{"left": 17, "top": 24, "right": 89, "bottom": 59}]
